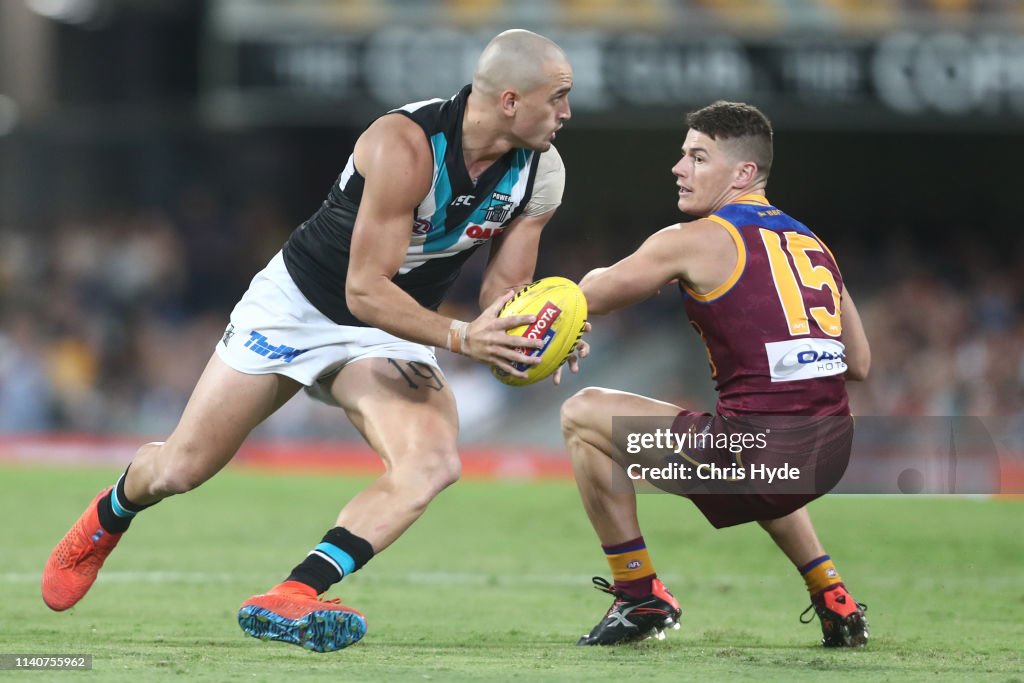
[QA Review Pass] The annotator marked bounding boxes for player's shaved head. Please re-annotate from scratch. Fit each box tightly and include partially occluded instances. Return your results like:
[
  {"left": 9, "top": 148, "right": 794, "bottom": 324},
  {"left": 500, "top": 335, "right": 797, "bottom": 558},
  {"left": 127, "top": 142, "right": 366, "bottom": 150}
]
[{"left": 473, "top": 30, "right": 568, "bottom": 97}]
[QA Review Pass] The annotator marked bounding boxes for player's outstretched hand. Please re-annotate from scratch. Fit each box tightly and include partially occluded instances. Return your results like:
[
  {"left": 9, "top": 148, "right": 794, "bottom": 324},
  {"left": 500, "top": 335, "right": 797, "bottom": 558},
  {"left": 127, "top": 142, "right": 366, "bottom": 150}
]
[
  {"left": 463, "top": 290, "right": 544, "bottom": 379},
  {"left": 552, "top": 321, "right": 591, "bottom": 386}
]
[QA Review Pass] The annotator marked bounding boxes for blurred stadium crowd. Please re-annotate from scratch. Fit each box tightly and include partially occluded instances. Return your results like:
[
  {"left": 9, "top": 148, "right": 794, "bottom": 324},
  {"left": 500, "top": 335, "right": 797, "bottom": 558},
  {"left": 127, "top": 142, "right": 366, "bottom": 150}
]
[
  {"left": 214, "top": 0, "right": 1024, "bottom": 31},
  {"left": 1, "top": 194, "right": 1021, "bottom": 438},
  {"left": 1, "top": 0, "right": 1022, "bottom": 441}
]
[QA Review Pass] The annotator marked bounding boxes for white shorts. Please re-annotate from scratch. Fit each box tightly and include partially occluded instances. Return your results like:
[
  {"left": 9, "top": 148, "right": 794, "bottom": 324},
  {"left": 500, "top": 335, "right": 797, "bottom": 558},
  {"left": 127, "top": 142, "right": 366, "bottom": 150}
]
[{"left": 215, "top": 251, "right": 440, "bottom": 405}]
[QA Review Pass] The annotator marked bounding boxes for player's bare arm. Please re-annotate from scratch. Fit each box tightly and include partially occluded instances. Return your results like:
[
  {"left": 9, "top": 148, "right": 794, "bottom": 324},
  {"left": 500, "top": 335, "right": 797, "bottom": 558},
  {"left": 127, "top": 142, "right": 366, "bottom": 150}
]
[
  {"left": 478, "top": 208, "right": 552, "bottom": 309},
  {"left": 579, "top": 218, "right": 735, "bottom": 315},
  {"left": 346, "top": 114, "right": 542, "bottom": 375},
  {"left": 345, "top": 114, "right": 443, "bottom": 342},
  {"left": 481, "top": 208, "right": 591, "bottom": 384},
  {"left": 476, "top": 206, "right": 589, "bottom": 384},
  {"left": 579, "top": 226, "right": 687, "bottom": 315},
  {"left": 839, "top": 285, "right": 870, "bottom": 381}
]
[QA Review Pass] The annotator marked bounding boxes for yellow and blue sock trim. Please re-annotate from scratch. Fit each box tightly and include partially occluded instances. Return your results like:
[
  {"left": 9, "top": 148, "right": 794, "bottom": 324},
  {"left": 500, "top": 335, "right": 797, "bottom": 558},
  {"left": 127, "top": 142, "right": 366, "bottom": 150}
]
[{"left": 800, "top": 555, "right": 843, "bottom": 596}]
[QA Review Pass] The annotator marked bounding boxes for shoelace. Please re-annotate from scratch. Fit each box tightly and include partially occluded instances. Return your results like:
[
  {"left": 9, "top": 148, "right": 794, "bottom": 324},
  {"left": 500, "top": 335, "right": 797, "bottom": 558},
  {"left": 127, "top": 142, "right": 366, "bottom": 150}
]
[
  {"left": 799, "top": 599, "right": 869, "bottom": 624},
  {"left": 277, "top": 589, "right": 344, "bottom": 605},
  {"left": 798, "top": 603, "right": 816, "bottom": 624},
  {"left": 590, "top": 576, "right": 638, "bottom": 619},
  {"left": 61, "top": 522, "right": 104, "bottom": 568},
  {"left": 590, "top": 576, "right": 617, "bottom": 597}
]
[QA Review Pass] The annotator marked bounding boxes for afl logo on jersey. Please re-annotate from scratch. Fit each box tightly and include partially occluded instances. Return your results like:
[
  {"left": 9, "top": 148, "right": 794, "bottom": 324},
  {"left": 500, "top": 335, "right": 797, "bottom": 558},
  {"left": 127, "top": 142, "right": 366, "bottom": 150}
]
[{"left": 412, "top": 218, "right": 433, "bottom": 235}]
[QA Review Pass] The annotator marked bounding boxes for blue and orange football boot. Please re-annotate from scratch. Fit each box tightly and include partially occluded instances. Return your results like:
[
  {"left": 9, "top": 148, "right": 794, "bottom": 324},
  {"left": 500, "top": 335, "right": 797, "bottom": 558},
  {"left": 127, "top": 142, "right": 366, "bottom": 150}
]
[
  {"left": 42, "top": 488, "right": 123, "bottom": 611},
  {"left": 238, "top": 581, "right": 367, "bottom": 652},
  {"left": 577, "top": 576, "right": 682, "bottom": 645},
  {"left": 801, "top": 584, "right": 869, "bottom": 647}
]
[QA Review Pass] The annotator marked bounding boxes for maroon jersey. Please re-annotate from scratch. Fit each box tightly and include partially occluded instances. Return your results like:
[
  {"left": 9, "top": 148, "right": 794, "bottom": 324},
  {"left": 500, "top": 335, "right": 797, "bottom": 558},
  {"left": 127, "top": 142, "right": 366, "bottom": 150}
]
[{"left": 682, "top": 195, "right": 849, "bottom": 416}]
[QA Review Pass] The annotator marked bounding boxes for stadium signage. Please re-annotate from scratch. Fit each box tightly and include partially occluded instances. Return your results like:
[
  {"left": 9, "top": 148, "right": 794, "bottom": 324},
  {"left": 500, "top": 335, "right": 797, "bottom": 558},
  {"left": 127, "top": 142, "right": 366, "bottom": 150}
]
[
  {"left": 206, "top": 27, "right": 1024, "bottom": 129},
  {"left": 873, "top": 31, "right": 1024, "bottom": 115}
]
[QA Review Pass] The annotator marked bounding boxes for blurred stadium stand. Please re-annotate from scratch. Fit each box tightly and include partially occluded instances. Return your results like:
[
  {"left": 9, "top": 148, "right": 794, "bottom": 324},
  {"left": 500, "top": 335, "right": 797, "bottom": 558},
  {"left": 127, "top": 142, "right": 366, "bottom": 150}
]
[
  {"left": 0, "top": 0, "right": 1021, "bottom": 449},
  {"left": 206, "top": 0, "right": 1024, "bottom": 30}
]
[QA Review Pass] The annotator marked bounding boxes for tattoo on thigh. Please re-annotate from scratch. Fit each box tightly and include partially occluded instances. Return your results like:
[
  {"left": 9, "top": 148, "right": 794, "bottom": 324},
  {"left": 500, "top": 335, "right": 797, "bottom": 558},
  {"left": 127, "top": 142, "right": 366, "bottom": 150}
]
[{"left": 388, "top": 359, "right": 445, "bottom": 392}]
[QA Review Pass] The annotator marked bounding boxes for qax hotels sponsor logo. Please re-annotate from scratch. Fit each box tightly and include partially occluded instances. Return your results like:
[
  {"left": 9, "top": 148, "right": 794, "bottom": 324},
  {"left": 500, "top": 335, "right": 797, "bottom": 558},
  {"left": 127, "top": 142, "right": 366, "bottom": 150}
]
[
  {"left": 764, "top": 338, "right": 847, "bottom": 383},
  {"left": 511, "top": 301, "right": 561, "bottom": 371},
  {"left": 244, "top": 331, "right": 309, "bottom": 364},
  {"left": 466, "top": 224, "right": 506, "bottom": 241}
]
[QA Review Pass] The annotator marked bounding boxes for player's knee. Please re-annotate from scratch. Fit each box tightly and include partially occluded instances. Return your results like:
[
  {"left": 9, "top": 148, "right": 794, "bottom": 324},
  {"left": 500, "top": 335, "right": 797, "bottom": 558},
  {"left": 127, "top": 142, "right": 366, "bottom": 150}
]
[
  {"left": 391, "top": 447, "right": 461, "bottom": 503},
  {"left": 151, "top": 468, "right": 203, "bottom": 497},
  {"left": 417, "top": 447, "right": 462, "bottom": 491},
  {"left": 149, "top": 442, "right": 218, "bottom": 496},
  {"left": 561, "top": 387, "right": 608, "bottom": 437}
]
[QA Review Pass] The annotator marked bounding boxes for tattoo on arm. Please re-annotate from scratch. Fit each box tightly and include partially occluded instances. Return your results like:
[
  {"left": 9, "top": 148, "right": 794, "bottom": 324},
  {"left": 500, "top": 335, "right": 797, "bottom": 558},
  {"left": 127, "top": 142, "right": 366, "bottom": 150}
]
[{"left": 388, "top": 359, "right": 445, "bottom": 392}]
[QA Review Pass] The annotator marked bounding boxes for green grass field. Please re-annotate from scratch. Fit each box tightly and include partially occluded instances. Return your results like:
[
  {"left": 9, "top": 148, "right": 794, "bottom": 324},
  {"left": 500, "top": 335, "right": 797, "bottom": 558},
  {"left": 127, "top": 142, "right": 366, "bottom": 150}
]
[{"left": 3, "top": 464, "right": 1022, "bottom": 682}]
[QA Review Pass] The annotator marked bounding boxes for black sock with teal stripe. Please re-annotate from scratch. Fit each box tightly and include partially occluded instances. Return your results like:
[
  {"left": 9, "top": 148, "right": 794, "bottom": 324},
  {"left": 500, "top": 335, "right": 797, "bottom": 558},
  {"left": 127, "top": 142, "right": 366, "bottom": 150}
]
[
  {"left": 286, "top": 527, "right": 375, "bottom": 595},
  {"left": 96, "top": 468, "right": 154, "bottom": 534}
]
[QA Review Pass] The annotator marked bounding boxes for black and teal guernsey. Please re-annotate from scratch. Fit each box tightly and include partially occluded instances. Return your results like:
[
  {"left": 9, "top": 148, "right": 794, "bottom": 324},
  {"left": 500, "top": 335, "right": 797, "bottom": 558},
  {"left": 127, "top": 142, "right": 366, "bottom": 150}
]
[{"left": 282, "top": 85, "right": 544, "bottom": 327}]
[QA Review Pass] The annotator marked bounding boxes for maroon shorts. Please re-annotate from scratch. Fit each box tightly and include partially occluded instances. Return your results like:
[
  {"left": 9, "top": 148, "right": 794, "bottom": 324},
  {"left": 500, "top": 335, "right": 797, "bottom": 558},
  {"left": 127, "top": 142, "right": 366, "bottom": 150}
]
[{"left": 662, "top": 411, "right": 854, "bottom": 529}]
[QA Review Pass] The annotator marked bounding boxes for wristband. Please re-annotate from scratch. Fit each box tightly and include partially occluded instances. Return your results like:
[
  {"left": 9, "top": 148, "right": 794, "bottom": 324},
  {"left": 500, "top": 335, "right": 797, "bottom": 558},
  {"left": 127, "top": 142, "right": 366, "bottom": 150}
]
[{"left": 447, "top": 320, "right": 469, "bottom": 355}]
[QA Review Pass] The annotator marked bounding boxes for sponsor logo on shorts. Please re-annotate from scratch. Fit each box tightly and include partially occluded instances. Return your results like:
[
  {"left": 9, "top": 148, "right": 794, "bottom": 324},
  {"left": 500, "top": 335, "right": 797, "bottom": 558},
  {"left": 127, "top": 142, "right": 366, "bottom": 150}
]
[
  {"left": 221, "top": 324, "right": 235, "bottom": 347},
  {"left": 244, "top": 331, "right": 309, "bottom": 364},
  {"left": 511, "top": 301, "right": 561, "bottom": 372}
]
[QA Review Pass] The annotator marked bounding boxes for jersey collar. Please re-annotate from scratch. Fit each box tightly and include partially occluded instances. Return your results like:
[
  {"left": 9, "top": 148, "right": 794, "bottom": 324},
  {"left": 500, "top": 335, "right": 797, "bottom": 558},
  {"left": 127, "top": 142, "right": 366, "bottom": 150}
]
[{"left": 730, "top": 193, "right": 770, "bottom": 206}]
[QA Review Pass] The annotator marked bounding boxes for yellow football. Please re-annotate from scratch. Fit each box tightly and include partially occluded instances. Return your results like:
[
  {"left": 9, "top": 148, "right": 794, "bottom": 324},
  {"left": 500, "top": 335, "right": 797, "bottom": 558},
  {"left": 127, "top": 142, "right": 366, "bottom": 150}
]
[{"left": 491, "top": 276, "right": 588, "bottom": 387}]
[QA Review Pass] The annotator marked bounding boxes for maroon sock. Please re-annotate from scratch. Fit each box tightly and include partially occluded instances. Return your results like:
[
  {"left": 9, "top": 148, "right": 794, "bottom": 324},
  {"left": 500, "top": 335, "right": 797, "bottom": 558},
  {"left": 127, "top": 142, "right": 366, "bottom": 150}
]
[
  {"left": 615, "top": 575, "right": 656, "bottom": 599},
  {"left": 602, "top": 537, "right": 656, "bottom": 599}
]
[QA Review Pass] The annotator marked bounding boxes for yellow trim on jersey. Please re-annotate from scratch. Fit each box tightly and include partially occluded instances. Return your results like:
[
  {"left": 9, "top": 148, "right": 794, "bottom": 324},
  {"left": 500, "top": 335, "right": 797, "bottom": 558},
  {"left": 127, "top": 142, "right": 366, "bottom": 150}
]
[
  {"left": 683, "top": 215, "right": 747, "bottom": 302},
  {"left": 815, "top": 232, "right": 843, "bottom": 279},
  {"left": 690, "top": 320, "right": 718, "bottom": 380},
  {"left": 733, "top": 193, "right": 770, "bottom": 206}
]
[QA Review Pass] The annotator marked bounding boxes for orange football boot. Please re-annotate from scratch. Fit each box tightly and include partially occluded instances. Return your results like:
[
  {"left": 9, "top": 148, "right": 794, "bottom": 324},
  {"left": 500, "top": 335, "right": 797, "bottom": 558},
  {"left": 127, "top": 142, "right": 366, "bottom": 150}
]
[
  {"left": 801, "top": 584, "right": 869, "bottom": 647},
  {"left": 238, "top": 581, "right": 367, "bottom": 652},
  {"left": 42, "top": 488, "right": 123, "bottom": 611}
]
